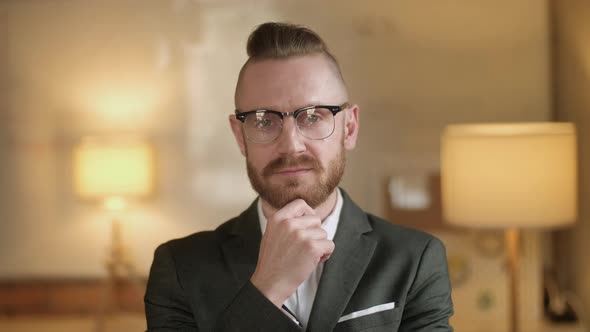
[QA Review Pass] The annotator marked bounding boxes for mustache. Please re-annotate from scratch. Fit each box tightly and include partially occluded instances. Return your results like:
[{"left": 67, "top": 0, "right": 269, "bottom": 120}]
[{"left": 262, "top": 154, "right": 322, "bottom": 177}]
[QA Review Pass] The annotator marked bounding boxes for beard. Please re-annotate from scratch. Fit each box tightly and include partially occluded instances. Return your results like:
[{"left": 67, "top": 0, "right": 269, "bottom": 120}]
[{"left": 246, "top": 145, "right": 345, "bottom": 210}]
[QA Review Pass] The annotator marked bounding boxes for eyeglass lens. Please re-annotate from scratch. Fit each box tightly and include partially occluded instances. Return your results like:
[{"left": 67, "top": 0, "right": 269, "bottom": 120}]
[{"left": 243, "top": 107, "right": 336, "bottom": 143}]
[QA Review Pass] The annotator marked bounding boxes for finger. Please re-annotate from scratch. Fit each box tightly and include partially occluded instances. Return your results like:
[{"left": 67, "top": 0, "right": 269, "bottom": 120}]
[
  {"left": 279, "top": 215, "right": 322, "bottom": 230},
  {"left": 273, "top": 199, "right": 315, "bottom": 221},
  {"left": 293, "top": 227, "right": 328, "bottom": 241},
  {"left": 319, "top": 253, "right": 331, "bottom": 264},
  {"left": 316, "top": 239, "right": 335, "bottom": 257}
]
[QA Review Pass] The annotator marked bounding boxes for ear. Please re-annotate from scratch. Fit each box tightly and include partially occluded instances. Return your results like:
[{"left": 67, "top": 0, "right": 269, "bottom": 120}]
[
  {"left": 343, "top": 104, "right": 359, "bottom": 150},
  {"left": 229, "top": 114, "right": 247, "bottom": 157}
]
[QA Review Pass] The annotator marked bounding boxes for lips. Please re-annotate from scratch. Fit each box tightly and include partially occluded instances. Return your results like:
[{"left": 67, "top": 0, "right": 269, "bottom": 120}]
[
  {"left": 262, "top": 154, "right": 322, "bottom": 177},
  {"left": 275, "top": 168, "right": 313, "bottom": 175}
]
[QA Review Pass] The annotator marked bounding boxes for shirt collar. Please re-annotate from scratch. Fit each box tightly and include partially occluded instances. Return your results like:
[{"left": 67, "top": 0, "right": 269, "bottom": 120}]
[{"left": 257, "top": 188, "right": 343, "bottom": 241}]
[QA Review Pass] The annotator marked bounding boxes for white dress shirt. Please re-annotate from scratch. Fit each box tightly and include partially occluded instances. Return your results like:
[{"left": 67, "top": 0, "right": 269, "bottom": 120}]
[{"left": 257, "top": 189, "right": 343, "bottom": 329}]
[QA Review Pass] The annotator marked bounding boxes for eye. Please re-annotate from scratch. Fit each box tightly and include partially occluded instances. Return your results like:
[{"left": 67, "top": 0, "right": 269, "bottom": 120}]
[
  {"left": 299, "top": 108, "right": 325, "bottom": 126},
  {"left": 306, "top": 114, "right": 320, "bottom": 123},
  {"left": 255, "top": 118, "right": 273, "bottom": 128},
  {"left": 251, "top": 112, "right": 280, "bottom": 129}
]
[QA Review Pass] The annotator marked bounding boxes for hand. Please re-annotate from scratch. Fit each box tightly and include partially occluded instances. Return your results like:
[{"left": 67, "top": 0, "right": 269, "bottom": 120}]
[{"left": 250, "top": 199, "right": 335, "bottom": 308}]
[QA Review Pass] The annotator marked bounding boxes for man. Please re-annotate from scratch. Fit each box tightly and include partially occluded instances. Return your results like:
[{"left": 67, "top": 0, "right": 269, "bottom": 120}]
[{"left": 145, "top": 22, "right": 454, "bottom": 331}]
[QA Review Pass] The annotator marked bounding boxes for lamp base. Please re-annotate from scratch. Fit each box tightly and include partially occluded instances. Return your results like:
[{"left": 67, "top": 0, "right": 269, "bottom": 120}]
[
  {"left": 94, "top": 218, "right": 145, "bottom": 332},
  {"left": 506, "top": 228, "right": 520, "bottom": 332}
]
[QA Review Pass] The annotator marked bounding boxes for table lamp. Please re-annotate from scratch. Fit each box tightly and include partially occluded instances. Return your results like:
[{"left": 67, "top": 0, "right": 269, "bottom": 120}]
[
  {"left": 73, "top": 136, "right": 155, "bottom": 332},
  {"left": 441, "top": 122, "right": 577, "bottom": 332}
]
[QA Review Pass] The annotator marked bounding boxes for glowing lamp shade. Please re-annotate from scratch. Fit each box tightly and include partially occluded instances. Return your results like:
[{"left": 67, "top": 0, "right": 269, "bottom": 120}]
[
  {"left": 441, "top": 122, "right": 577, "bottom": 229},
  {"left": 74, "top": 138, "right": 155, "bottom": 200}
]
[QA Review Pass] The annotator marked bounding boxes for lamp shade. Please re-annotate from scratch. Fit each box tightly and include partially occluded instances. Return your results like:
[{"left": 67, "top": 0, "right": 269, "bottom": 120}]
[
  {"left": 74, "top": 137, "right": 155, "bottom": 199},
  {"left": 441, "top": 122, "right": 577, "bottom": 229}
]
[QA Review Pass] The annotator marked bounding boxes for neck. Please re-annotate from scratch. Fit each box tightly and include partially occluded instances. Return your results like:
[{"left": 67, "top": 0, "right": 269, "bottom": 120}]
[{"left": 260, "top": 189, "right": 339, "bottom": 222}]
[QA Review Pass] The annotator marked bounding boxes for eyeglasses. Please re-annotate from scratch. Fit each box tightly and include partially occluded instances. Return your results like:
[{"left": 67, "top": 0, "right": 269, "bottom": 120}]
[{"left": 234, "top": 102, "right": 349, "bottom": 144}]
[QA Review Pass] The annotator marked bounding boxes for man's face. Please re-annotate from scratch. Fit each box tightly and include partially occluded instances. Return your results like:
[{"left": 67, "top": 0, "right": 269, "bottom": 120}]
[{"left": 230, "top": 54, "right": 359, "bottom": 209}]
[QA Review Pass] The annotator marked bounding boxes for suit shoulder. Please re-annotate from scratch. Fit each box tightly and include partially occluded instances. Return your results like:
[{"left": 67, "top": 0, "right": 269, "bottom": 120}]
[
  {"left": 155, "top": 216, "right": 239, "bottom": 260},
  {"left": 366, "top": 213, "right": 444, "bottom": 251}
]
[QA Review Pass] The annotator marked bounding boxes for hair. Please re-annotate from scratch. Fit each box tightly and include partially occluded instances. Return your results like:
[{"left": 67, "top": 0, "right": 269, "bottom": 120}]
[
  {"left": 235, "top": 22, "right": 346, "bottom": 100},
  {"left": 246, "top": 22, "right": 337, "bottom": 62}
]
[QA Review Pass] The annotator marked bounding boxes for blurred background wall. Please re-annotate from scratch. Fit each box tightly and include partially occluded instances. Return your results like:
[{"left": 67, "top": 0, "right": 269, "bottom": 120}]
[
  {"left": 0, "top": 0, "right": 587, "bottom": 331},
  {"left": 554, "top": 0, "right": 590, "bottom": 328}
]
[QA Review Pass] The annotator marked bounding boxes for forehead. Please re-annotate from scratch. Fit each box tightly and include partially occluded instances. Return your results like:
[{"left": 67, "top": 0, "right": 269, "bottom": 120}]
[{"left": 235, "top": 54, "right": 346, "bottom": 111}]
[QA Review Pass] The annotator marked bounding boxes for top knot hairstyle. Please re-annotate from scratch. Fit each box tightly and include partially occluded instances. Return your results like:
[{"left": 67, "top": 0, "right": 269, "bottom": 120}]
[
  {"left": 235, "top": 22, "right": 347, "bottom": 98},
  {"left": 246, "top": 22, "right": 333, "bottom": 59}
]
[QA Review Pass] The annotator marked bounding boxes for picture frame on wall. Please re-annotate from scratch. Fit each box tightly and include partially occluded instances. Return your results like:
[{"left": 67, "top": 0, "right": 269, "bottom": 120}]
[{"left": 384, "top": 173, "right": 459, "bottom": 232}]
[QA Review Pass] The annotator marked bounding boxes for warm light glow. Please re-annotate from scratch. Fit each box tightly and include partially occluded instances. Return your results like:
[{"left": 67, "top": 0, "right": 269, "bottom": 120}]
[
  {"left": 103, "top": 196, "right": 128, "bottom": 212},
  {"left": 93, "top": 85, "right": 161, "bottom": 123},
  {"left": 61, "top": 71, "right": 172, "bottom": 131},
  {"left": 441, "top": 122, "right": 577, "bottom": 229},
  {"left": 74, "top": 137, "right": 155, "bottom": 199}
]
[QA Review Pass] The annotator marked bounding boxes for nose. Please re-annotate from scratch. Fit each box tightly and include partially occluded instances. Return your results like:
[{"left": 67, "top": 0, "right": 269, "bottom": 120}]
[{"left": 275, "top": 116, "right": 306, "bottom": 155}]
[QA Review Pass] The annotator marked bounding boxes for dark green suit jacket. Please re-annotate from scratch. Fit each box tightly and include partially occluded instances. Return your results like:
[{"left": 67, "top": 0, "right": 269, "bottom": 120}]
[{"left": 145, "top": 190, "right": 454, "bottom": 331}]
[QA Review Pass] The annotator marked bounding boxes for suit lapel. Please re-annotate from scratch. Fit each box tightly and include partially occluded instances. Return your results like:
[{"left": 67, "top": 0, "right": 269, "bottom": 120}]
[
  {"left": 220, "top": 199, "right": 262, "bottom": 286},
  {"left": 219, "top": 192, "right": 377, "bottom": 331},
  {"left": 306, "top": 191, "right": 377, "bottom": 332}
]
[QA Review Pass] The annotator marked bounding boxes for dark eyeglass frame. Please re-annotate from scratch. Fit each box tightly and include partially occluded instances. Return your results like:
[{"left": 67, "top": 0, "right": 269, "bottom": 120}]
[
  {"left": 234, "top": 102, "right": 350, "bottom": 143},
  {"left": 234, "top": 102, "right": 349, "bottom": 123}
]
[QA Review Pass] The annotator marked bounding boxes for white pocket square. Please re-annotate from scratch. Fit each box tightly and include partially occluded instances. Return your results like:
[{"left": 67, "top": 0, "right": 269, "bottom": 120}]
[{"left": 338, "top": 302, "right": 396, "bottom": 323}]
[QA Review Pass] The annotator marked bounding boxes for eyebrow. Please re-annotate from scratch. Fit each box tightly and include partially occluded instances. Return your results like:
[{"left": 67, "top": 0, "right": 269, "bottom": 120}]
[{"left": 237, "top": 102, "right": 328, "bottom": 113}]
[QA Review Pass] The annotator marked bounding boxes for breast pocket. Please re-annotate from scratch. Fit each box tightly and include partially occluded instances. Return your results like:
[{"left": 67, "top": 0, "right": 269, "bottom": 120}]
[{"left": 333, "top": 306, "right": 402, "bottom": 332}]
